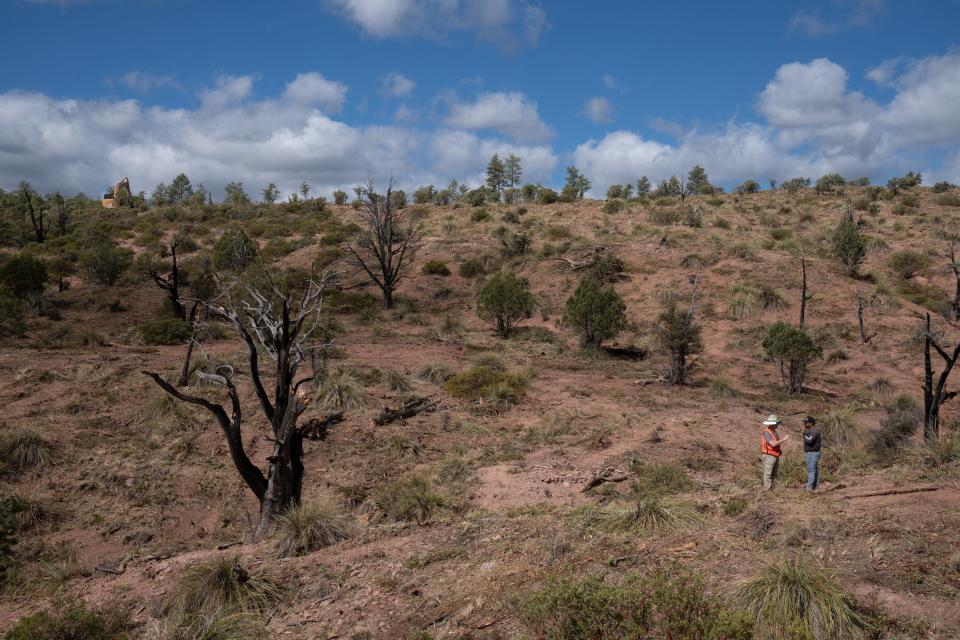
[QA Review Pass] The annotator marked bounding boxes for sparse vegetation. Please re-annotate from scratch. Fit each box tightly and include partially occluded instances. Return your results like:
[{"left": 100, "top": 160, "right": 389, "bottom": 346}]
[{"left": 274, "top": 502, "right": 351, "bottom": 557}]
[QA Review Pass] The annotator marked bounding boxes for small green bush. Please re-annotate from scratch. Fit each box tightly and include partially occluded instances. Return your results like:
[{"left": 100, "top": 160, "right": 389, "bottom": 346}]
[
  {"left": 563, "top": 278, "right": 627, "bottom": 349},
  {"left": 470, "top": 208, "right": 490, "bottom": 222},
  {"left": 0, "top": 253, "right": 47, "bottom": 298},
  {"left": 444, "top": 366, "right": 528, "bottom": 404},
  {"left": 521, "top": 570, "right": 752, "bottom": 640},
  {"left": 5, "top": 603, "right": 131, "bottom": 640},
  {"left": 586, "top": 252, "right": 624, "bottom": 284},
  {"left": 476, "top": 271, "right": 536, "bottom": 338},
  {"left": 868, "top": 395, "right": 920, "bottom": 460},
  {"left": 888, "top": 250, "right": 929, "bottom": 280},
  {"left": 212, "top": 229, "right": 258, "bottom": 272},
  {"left": 81, "top": 240, "right": 133, "bottom": 286},
  {"left": 421, "top": 260, "right": 451, "bottom": 276},
  {"left": 458, "top": 257, "right": 487, "bottom": 278},
  {"left": 762, "top": 322, "right": 821, "bottom": 394},
  {"left": 603, "top": 199, "right": 627, "bottom": 215},
  {"left": 138, "top": 318, "right": 193, "bottom": 345},
  {"left": 831, "top": 214, "right": 865, "bottom": 277}
]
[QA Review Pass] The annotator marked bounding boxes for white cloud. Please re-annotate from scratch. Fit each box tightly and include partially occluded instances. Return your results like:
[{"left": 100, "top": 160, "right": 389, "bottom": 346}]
[
  {"left": 443, "top": 91, "right": 552, "bottom": 142},
  {"left": 574, "top": 51, "right": 960, "bottom": 195},
  {"left": 0, "top": 73, "right": 556, "bottom": 200},
  {"left": 199, "top": 74, "right": 256, "bottom": 109},
  {"left": 110, "top": 71, "right": 181, "bottom": 94},
  {"left": 582, "top": 97, "right": 613, "bottom": 124},
  {"left": 789, "top": 0, "right": 885, "bottom": 37},
  {"left": 284, "top": 72, "right": 348, "bottom": 112},
  {"left": 382, "top": 72, "right": 415, "bottom": 98},
  {"left": 324, "top": 0, "right": 547, "bottom": 50}
]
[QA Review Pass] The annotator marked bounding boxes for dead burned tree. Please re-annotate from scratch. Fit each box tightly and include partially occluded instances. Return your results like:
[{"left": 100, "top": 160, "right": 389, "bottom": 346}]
[
  {"left": 144, "top": 265, "right": 338, "bottom": 540},
  {"left": 922, "top": 312, "right": 960, "bottom": 441},
  {"left": 344, "top": 179, "right": 422, "bottom": 309},
  {"left": 20, "top": 181, "right": 48, "bottom": 243},
  {"left": 948, "top": 242, "right": 960, "bottom": 322},
  {"left": 656, "top": 275, "right": 703, "bottom": 385},
  {"left": 855, "top": 289, "right": 868, "bottom": 343},
  {"left": 144, "top": 229, "right": 192, "bottom": 320},
  {"left": 799, "top": 257, "right": 813, "bottom": 330}
]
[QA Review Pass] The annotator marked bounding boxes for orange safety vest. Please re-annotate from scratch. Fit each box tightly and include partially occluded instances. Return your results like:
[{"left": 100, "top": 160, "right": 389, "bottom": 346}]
[{"left": 761, "top": 428, "right": 781, "bottom": 457}]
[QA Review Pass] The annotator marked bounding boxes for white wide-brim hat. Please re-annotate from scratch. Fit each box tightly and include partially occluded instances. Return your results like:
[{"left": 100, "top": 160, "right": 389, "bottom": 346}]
[{"left": 762, "top": 415, "right": 781, "bottom": 425}]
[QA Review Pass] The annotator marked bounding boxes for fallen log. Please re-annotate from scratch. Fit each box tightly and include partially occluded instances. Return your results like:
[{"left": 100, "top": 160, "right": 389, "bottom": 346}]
[
  {"left": 582, "top": 468, "right": 632, "bottom": 492},
  {"left": 373, "top": 397, "right": 437, "bottom": 426},
  {"left": 300, "top": 412, "right": 344, "bottom": 440},
  {"left": 841, "top": 485, "right": 943, "bottom": 499}
]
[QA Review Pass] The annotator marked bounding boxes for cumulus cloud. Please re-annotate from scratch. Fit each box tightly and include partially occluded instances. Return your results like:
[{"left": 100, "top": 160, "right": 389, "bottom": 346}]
[
  {"left": 0, "top": 73, "right": 557, "bottom": 199},
  {"left": 283, "top": 72, "right": 348, "bottom": 112},
  {"left": 582, "top": 97, "right": 613, "bottom": 124},
  {"left": 443, "top": 91, "right": 552, "bottom": 142},
  {"left": 574, "top": 51, "right": 960, "bottom": 195},
  {"left": 324, "top": 0, "right": 547, "bottom": 50},
  {"left": 382, "top": 72, "right": 415, "bottom": 98}
]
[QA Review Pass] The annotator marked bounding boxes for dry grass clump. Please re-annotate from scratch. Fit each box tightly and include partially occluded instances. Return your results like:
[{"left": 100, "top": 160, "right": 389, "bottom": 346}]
[
  {"left": 385, "top": 369, "right": 411, "bottom": 392},
  {"left": 726, "top": 285, "right": 759, "bottom": 320},
  {"left": 600, "top": 494, "right": 699, "bottom": 531},
  {"left": 418, "top": 362, "right": 453, "bottom": 384},
  {"left": 0, "top": 428, "right": 55, "bottom": 473},
  {"left": 273, "top": 502, "right": 351, "bottom": 558},
  {"left": 629, "top": 462, "right": 694, "bottom": 494},
  {"left": 710, "top": 376, "right": 739, "bottom": 398},
  {"left": 149, "top": 608, "right": 265, "bottom": 640},
  {"left": 756, "top": 284, "right": 789, "bottom": 311},
  {"left": 167, "top": 555, "right": 283, "bottom": 618},
  {"left": 443, "top": 365, "right": 528, "bottom": 405},
  {"left": 315, "top": 368, "right": 371, "bottom": 412},
  {"left": 821, "top": 404, "right": 864, "bottom": 447},
  {"left": 373, "top": 474, "right": 448, "bottom": 524},
  {"left": 735, "top": 555, "right": 868, "bottom": 640}
]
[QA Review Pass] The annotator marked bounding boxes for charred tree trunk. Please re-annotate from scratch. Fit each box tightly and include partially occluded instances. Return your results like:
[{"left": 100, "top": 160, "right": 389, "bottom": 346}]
[
  {"left": 21, "top": 183, "right": 47, "bottom": 243},
  {"left": 949, "top": 243, "right": 960, "bottom": 323},
  {"left": 856, "top": 289, "right": 867, "bottom": 343},
  {"left": 176, "top": 302, "right": 200, "bottom": 387},
  {"left": 922, "top": 313, "right": 960, "bottom": 441},
  {"left": 799, "top": 258, "right": 812, "bottom": 330}
]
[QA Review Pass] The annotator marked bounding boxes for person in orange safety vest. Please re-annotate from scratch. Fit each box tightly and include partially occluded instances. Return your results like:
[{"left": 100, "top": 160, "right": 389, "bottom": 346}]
[{"left": 761, "top": 414, "right": 790, "bottom": 490}]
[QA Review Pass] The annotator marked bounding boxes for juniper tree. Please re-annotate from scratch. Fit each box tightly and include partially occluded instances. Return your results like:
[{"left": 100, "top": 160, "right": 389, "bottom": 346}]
[
  {"left": 832, "top": 209, "right": 866, "bottom": 277},
  {"left": 477, "top": 271, "right": 536, "bottom": 338},
  {"left": 636, "top": 176, "right": 651, "bottom": 196},
  {"left": 762, "top": 322, "right": 821, "bottom": 394},
  {"left": 687, "top": 165, "right": 712, "bottom": 195},
  {"left": 656, "top": 279, "right": 703, "bottom": 384},
  {"left": 261, "top": 183, "right": 280, "bottom": 204},
  {"left": 486, "top": 154, "right": 506, "bottom": 197},
  {"left": 563, "top": 277, "right": 627, "bottom": 349},
  {"left": 168, "top": 173, "right": 194, "bottom": 203}
]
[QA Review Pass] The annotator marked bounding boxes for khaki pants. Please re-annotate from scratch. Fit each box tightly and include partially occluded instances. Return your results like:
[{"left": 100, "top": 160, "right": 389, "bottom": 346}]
[{"left": 762, "top": 454, "right": 780, "bottom": 490}]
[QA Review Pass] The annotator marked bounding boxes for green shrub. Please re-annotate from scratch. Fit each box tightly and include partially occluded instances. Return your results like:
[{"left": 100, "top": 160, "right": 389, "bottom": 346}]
[
  {"left": 458, "top": 257, "right": 487, "bottom": 278},
  {"left": 649, "top": 209, "right": 681, "bottom": 226},
  {"left": 421, "top": 260, "right": 450, "bottom": 276},
  {"left": 586, "top": 252, "right": 624, "bottom": 284},
  {"left": 5, "top": 603, "right": 131, "bottom": 640},
  {"left": 0, "top": 295, "right": 25, "bottom": 338},
  {"left": 831, "top": 214, "right": 865, "bottom": 277},
  {"left": 656, "top": 301, "right": 702, "bottom": 384},
  {"left": 470, "top": 208, "right": 490, "bottom": 222},
  {"left": 476, "top": 271, "right": 536, "bottom": 338},
  {"left": 521, "top": 570, "right": 752, "bottom": 640},
  {"left": 603, "top": 199, "right": 627, "bottom": 215},
  {"left": 212, "top": 229, "right": 258, "bottom": 272},
  {"left": 0, "top": 253, "right": 47, "bottom": 298},
  {"left": 167, "top": 555, "right": 282, "bottom": 618},
  {"left": 762, "top": 322, "right": 821, "bottom": 394},
  {"left": 81, "top": 240, "right": 133, "bottom": 286},
  {"left": 444, "top": 366, "right": 527, "bottom": 405},
  {"left": 735, "top": 556, "right": 867, "bottom": 640},
  {"left": 868, "top": 395, "right": 920, "bottom": 460},
  {"left": 563, "top": 278, "right": 627, "bottom": 349},
  {"left": 138, "top": 318, "right": 193, "bottom": 345},
  {"left": 932, "top": 181, "right": 954, "bottom": 193},
  {"left": 373, "top": 474, "right": 447, "bottom": 524},
  {"left": 332, "top": 190, "right": 348, "bottom": 205},
  {"left": 888, "top": 250, "right": 929, "bottom": 280},
  {"left": 935, "top": 193, "right": 960, "bottom": 207},
  {"left": 274, "top": 502, "right": 351, "bottom": 558}
]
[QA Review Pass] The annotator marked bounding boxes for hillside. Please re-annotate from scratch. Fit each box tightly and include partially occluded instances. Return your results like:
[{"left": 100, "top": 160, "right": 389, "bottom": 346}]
[{"left": 2, "top": 185, "right": 960, "bottom": 639}]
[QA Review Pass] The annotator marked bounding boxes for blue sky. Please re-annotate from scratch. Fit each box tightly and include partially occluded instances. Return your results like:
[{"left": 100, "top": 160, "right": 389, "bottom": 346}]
[{"left": 1, "top": 0, "right": 959, "bottom": 199}]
